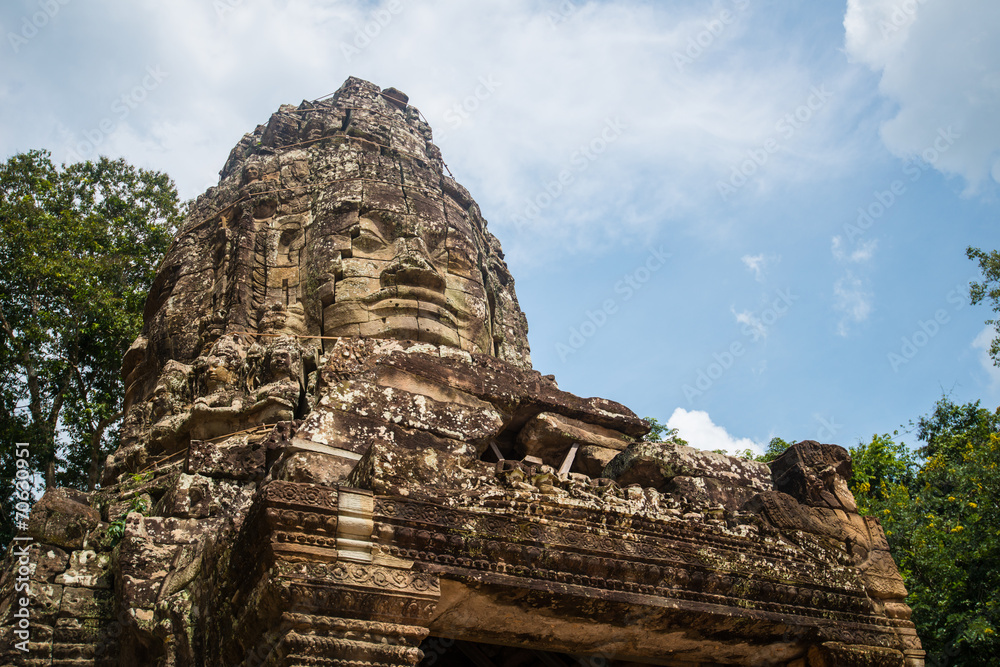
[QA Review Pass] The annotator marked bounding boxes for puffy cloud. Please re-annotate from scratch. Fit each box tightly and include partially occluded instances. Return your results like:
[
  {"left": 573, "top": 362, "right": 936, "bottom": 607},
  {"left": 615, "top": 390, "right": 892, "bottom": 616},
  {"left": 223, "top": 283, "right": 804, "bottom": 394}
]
[
  {"left": 667, "top": 408, "right": 763, "bottom": 456},
  {"left": 831, "top": 235, "right": 876, "bottom": 336},
  {"left": 833, "top": 272, "right": 874, "bottom": 336},
  {"left": 844, "top": 0, "right": 1000, "bottom": 191},
  {"left": 741, "top": 253, "right": 776, "bottom": 282},
  {"left": 733, "top": 307, "right": 767, "bottom": 340}
]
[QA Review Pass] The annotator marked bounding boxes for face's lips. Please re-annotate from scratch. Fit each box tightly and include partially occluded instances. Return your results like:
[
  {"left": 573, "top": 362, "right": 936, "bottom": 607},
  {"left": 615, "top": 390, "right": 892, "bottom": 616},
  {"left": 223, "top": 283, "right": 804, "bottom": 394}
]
[
  {"left": 360, "top": 285, "right": 462, "bottom": 326},
  {"left": 367, "top": 297, "right": 458, "bottom": 328}
]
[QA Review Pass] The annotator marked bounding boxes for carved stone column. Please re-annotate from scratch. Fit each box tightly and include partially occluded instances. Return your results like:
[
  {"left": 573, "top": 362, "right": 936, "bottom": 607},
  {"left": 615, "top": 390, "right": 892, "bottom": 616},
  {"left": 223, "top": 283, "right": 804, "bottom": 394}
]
[{"left": 228, "top": 481, "right": 439, "bottom": 667}]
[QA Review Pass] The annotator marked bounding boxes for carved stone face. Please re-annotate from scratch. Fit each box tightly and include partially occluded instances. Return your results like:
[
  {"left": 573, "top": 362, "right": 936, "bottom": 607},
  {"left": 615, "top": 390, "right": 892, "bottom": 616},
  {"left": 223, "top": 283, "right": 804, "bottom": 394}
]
[
  {"left": 149, "top": 384, "right": 176, "bottom": 420},
  {"left": 320, "top": 212, "right": 490, "bottom": 353},
  {"left": 202, "top": 337, "right": 243, "bottom": 393},
  {"left": 205, "top": 358, "right": 236, "bottom": 393},
  {"left": 266, "top": 343, "right": 299, "bottom": 382}
]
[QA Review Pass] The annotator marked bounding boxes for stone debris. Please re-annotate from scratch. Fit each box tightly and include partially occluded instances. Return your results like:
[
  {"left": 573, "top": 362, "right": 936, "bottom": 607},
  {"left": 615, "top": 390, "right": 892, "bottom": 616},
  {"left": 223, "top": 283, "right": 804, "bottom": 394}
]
[{"left": 0, "top": 77, "right": 924, "bottom": 667}]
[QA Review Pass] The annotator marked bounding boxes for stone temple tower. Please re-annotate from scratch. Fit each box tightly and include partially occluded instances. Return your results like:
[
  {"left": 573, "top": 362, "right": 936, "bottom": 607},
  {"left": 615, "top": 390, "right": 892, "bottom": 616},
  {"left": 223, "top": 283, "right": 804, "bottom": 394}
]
[{"left": 1, "top": 77, "right": 923, "bottom": 666}]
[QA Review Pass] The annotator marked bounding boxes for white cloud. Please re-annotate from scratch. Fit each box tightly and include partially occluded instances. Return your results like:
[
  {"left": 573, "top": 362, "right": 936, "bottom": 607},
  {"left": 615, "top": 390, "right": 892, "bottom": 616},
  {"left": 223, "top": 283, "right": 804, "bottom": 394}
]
[
  {"left": 741, "top": 253, "right": 775, "bottom": 282},
  {"left": 666, "top": 408, "right": 763, "bottom": 456},
  {"left": 0, "top": 0, "right": 872, "bottom": 261},
  {"left": 733, "top": 307, "right": 767, "bottom": 340},
  {"left": 844, "top": 0, "right": 1000, "bottom": 192},
  {"left": 832, "top": 236, "right": 877, "bottom": 263},
  {"left": 843, "top": 0, "right": 922, "bottom": 69},
  {"left": 833, "top": 272, "right": 874, "bottom": 336},
  {"left": 972, "top": 324, "right": 1000, "bottom": 386},
  {"left": 831, "top": 234, "right": 876, "bottom": 335}
]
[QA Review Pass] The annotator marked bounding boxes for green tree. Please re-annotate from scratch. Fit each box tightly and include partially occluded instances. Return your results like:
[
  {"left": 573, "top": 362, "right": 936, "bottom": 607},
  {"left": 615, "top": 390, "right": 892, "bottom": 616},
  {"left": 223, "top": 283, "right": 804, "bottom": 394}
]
[
  {"left": 913, "top": 397, "right": 1000, "bottom": 460},
  {"left": 641, "top": 416, "right": 687, "bottom": 445},
  {"left": 758, "top": 436, "right": 792, "bottom": 462},
  {"left": 852, "top": 399, "right": 1000, "bottom": 664},
  {"left": 0, "top": 150, "right": 180, "bottom": 544},
  {"left": 848, "top": 431, "right": 916, "bottom": 514},
  {"left": 968, "top": 246, "right": 1000, "bottom": 366},
  {"left": 728, "top": 437, "right": 791, "bottom": 462}
]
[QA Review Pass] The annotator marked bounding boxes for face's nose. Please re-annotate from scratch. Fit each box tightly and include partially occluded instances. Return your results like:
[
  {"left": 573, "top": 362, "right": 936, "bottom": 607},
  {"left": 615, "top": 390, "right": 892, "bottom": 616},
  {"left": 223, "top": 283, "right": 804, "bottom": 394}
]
[{"left": 380, "top": 238, "right": 446, "bottom": 292}]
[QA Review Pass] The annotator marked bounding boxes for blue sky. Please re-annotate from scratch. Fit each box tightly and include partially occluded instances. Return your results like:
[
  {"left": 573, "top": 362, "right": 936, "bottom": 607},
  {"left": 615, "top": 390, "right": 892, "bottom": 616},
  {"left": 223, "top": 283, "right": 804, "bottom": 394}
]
[{"left": 2, "top": 0, "right": 998, "bottom": 455}]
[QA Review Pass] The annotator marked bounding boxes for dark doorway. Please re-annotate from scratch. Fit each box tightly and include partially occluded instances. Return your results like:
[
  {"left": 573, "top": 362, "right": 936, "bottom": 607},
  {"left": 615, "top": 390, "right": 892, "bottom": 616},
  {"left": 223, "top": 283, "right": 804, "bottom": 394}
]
[{"left": 418, "top": 637, "right": 657, "bottom": 667}]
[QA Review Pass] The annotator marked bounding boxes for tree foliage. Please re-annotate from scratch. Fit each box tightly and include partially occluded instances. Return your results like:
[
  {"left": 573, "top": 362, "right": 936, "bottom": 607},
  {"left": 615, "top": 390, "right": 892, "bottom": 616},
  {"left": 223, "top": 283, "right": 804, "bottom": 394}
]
[
  {"left": 757, "top": 436, "right": 792, "bottom": 462},
  {"left": 849, "top": 431, "right": 916, "bottom": 514},
  {"left": 641, "top": 416, "right": 687, "bottom": 445},
  {"left": 968, "top": 246, "right": 1000, "bottom": 366},
  {"left": 0, "top": 150, "right": 180, "bottom": 545},
  {"left": 726, "top": 437, "right": 791, "bottom": 462},
  {"left": 850, "top": 398, "right": 1000, "bottom": 664}
]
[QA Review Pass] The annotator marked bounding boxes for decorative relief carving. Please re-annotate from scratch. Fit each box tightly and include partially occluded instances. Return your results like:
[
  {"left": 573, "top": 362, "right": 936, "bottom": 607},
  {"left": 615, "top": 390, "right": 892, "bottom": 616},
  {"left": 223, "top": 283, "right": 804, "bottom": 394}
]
[
  {"left": 282, "top": 584, "right": 438, "bottom": 625},
  {"left": 369, "top": 497, "right": 919, "bottom": 652},
  {"left": 275, "top": 561, "right": 439, "bottom": 596},
  {"left": 264, "top": 480, "right": 341, "bottom": 512}
]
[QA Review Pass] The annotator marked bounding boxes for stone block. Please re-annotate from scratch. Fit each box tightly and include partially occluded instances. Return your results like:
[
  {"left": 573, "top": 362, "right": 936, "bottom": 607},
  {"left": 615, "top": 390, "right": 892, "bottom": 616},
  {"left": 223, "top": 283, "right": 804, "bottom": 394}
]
[
  {"left": 604, "top": 441, "right": 772, "bottom": 494},
  {"left": 55, "top": 551, "right": 110, "bottom": 589},
  {"left": 32, "top": 582, "right": 64, "bottom": 618},
  {"left": 770, "top": 441, "right": 855, "bottom": 510},
  {"left": 59, "top": 587, "right": 108, "bottom": 620},
  {"left": 517, "top": 412, "right": 632, "bottom": 468},
  {"left": 187, "top": 434, "right": 267, "bottom": 480},
  {"left": 28, "top": 489, "right": 101, "bottom": 550},
  {"left": 573, "top": 444, "right": 619, "bottom": 477}
]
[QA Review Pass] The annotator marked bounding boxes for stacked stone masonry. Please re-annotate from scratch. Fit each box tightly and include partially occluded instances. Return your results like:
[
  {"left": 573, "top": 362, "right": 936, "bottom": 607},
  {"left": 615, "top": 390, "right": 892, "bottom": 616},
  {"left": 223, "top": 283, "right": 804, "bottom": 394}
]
[{"left": 0, "top": 77, "right": 924, "bottom": 667}]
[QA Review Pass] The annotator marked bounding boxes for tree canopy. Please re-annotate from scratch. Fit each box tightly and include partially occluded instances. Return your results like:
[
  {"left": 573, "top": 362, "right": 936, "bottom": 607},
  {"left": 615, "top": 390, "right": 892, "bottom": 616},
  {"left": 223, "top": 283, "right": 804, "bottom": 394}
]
[
  {"left": 0, "top": 150, "right": 180, "bottom": 544},
  {"left": 849, "top": 398, "right": 1000, "bottom": 665},
  {"left": 641, "top": 416, "right": 688, "bottom": 445}
]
